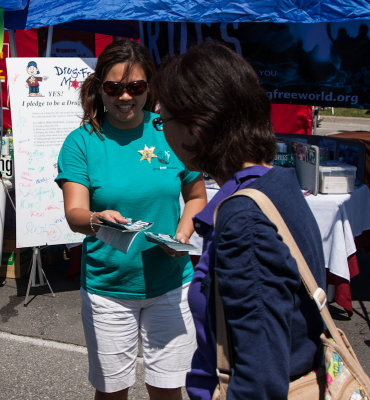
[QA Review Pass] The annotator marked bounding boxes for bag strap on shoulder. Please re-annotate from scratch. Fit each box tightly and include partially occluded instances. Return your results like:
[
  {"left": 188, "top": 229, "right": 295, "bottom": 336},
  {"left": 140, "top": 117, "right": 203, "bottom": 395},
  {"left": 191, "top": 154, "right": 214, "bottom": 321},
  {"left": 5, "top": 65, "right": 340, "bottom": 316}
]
[{"left": 214, "top": 188, "right": 344, "bottom": 349}]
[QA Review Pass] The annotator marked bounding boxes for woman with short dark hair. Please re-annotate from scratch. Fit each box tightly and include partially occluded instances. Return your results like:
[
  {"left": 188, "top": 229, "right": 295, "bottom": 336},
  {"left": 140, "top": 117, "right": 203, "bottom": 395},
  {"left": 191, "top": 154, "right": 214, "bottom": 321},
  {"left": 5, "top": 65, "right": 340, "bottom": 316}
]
[
  {"left": 152, "top": 41, "right": 325, "bottom": 400},
  {"left": 153, "top": 42, "right": 276, "bottom": 185}
]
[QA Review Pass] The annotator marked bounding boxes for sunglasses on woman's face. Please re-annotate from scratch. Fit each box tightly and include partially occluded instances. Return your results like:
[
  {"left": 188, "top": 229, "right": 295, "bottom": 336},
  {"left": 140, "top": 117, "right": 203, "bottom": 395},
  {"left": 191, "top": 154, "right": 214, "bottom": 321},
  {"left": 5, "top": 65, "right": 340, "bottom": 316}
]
[{"left": 102, "top": 80, "right": 148, "bottom": 97}]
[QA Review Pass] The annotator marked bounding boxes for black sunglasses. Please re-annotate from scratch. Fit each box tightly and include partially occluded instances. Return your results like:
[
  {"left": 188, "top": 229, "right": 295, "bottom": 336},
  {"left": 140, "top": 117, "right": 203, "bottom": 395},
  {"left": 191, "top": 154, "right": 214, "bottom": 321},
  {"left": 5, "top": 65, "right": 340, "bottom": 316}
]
[
  {"left": 152, "top": 116, "right": 175, "bottom": 131},
  {"left": 102, "top": 80, "right": 148, "bottom": 97}
]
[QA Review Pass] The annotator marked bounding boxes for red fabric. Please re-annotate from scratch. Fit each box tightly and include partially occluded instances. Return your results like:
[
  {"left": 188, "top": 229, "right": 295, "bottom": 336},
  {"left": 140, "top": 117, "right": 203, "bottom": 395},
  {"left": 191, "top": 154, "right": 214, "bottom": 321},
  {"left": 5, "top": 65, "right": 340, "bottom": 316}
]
[
  {"left": 15, "top": 29, "right": 39, "bottom": 56},
  {"left": 1, "top": 32, "right": 11, "bottom": 130},
  {"left": 271, "top": 104, "right": 313, "bottom": 135},
  {"left": 347, "top": 252, "right": 360, "bottom": 278},
  {"left": 1, "top": 29, "right": 39, "bottom": 130},
  {"left": 326, "top": 253, "right": 360, "bottom": 317},
  {"left": 95, "top": 34, "right": 113, "bottom": 57}
]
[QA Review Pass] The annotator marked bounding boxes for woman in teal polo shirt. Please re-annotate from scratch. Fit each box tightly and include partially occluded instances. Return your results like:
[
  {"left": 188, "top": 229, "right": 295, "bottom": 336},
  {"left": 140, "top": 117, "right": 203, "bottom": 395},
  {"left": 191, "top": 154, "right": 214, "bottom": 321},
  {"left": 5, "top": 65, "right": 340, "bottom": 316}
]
[{"left": 56, "top": 40, "right": 206, "bottom": 400}]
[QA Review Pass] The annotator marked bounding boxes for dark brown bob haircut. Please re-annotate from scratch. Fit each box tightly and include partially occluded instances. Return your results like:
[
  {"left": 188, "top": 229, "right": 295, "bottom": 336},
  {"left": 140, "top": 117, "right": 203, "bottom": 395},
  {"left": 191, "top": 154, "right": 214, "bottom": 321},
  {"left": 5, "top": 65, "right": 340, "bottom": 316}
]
[
  {"left": 152, "top": 41, "right": 276, "bottom": 183},
  {"left": 80, "top": 39, "right": 156, "bottom": 134}
]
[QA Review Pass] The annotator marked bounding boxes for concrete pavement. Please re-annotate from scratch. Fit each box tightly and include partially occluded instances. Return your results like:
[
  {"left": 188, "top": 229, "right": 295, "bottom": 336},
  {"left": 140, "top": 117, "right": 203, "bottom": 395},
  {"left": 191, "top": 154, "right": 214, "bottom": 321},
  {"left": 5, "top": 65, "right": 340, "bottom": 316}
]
[
  {"left": 315, "top": 115, "right": 370, "bottom": 136},
  {"left": 0, "top": 242, "right": 369, "bottom": 400}
]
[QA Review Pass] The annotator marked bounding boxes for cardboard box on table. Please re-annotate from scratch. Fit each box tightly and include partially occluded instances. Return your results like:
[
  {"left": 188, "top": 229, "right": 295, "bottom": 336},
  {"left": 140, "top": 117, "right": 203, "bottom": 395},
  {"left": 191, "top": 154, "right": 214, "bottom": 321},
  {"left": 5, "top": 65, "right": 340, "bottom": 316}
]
[
  {"left": 275, "top": 134, "right": 366, "bottom": 195},
  {"left": 319, "top": 162, "right": 357, "bottom": 194},
  {"left": 0, "top": 239, "right": 32, "bottom": 279}
]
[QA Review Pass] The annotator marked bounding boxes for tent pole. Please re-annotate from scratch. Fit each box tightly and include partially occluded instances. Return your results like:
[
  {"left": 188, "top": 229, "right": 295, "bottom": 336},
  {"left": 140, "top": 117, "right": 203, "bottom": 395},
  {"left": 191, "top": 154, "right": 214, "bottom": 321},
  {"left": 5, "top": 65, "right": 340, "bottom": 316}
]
[
  {"left": 8, "top": 30, "right": 17, "bottom": 57},
  {"left": 46, "top": 25, "right": 53, "bottom": 57},
  {"left": 139, "top": 22, "right": 144, "bottom": 46}
]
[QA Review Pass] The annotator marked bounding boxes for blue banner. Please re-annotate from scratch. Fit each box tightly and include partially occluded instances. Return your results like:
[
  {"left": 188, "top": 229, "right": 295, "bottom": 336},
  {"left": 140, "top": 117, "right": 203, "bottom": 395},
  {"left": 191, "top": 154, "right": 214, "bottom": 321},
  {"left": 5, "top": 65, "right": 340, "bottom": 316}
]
[{"left": 143, "top": 20, "right": 370, "bottom": 108}]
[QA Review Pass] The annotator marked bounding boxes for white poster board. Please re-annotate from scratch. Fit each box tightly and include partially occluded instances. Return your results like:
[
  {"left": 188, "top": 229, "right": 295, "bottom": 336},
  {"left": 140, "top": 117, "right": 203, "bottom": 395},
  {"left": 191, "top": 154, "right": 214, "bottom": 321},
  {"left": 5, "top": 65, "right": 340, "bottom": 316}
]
[{"left": 6, "top": 57, "right": 96, "bottom": 248}]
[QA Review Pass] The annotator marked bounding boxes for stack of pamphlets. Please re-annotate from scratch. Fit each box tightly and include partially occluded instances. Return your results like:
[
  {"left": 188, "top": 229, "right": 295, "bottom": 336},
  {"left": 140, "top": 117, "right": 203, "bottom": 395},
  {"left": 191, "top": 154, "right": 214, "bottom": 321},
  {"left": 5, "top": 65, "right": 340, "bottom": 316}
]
[
  {"left": 95, "top": 217, "right": 199, "bottom": 253},
  {"left": 144, "top": 232, "right": 198, "bottom": 252},
  {"left": 94, "top": 217, "right": 153, "bottom": 253}
]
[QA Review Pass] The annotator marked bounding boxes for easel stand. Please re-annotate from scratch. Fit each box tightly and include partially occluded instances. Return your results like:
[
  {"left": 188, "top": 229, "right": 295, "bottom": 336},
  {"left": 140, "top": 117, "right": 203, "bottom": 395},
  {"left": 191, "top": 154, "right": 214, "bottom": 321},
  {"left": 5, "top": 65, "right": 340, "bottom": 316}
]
[{"left": 24, "top": 246, "right": 55, "bottom": 306}]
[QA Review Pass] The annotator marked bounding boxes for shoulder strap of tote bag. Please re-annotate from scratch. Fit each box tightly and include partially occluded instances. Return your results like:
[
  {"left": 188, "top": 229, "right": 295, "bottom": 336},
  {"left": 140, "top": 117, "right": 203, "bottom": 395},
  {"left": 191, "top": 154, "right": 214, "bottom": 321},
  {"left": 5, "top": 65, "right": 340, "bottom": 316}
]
[
  {"left": 214, "top": 188, "right": 342, "bottom": 343},
  {"left": 213, "top": 274, "right": 233, "bottom": 399},
  {"left": 212, "top": 188, "right": 367, "bottom": 378}
]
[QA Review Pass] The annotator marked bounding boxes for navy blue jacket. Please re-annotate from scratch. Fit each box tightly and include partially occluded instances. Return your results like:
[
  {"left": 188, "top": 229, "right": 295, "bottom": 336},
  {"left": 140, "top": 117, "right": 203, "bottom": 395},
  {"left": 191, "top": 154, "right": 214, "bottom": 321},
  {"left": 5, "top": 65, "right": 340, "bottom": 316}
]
[{"left": 187, "top": 166, "right": 325, "bottom": 400}]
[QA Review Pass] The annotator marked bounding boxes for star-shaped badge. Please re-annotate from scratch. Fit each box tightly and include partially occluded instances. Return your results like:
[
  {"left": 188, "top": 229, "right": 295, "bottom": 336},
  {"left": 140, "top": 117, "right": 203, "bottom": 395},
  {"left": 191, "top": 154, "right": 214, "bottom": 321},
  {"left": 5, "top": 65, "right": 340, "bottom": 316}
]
[{"left": 138, "top": 145, "right": 158, "bottom": 163}]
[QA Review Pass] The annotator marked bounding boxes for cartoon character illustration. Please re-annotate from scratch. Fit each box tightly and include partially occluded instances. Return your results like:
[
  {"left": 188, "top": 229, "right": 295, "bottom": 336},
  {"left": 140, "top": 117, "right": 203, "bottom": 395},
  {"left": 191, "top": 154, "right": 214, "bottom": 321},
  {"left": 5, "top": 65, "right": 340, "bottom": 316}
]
[{"left": 26, "top": 61, "right": 48, "bottom": 96}]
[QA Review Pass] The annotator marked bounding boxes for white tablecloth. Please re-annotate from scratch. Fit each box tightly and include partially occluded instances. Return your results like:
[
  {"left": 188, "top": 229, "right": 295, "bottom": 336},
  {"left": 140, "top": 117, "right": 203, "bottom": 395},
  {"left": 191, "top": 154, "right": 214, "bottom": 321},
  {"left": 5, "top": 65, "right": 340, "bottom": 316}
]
[
  {"left": 305, "top": 185, "right": 370, "bottom": 280},
  {"left": 183, "top": 184, "right": 370, "bottom": 281}
]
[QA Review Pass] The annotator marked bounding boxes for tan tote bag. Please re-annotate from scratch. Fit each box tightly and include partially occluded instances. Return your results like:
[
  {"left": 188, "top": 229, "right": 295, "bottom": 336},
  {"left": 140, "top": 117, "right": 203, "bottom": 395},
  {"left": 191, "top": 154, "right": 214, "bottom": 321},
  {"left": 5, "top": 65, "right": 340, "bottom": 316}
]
[{"left": 212, "top": 188, "right": 370, "bottom": 400}]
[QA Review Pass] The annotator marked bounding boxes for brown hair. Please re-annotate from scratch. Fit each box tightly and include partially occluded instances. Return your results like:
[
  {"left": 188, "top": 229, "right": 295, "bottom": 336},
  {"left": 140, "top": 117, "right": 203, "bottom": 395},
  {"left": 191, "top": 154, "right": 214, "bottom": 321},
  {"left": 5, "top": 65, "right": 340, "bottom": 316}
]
[
  {"left": 152, "top": 41, "right": 276, "bottom": 183},
  {"left": 80, "top": 39, "right": 156, "bottom": 133}
]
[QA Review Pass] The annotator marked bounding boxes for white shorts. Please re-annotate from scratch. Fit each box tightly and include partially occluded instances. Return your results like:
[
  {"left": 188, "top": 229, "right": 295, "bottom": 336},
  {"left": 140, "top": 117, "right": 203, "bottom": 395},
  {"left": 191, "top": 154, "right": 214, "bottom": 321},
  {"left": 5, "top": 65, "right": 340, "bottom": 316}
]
[{"left": 80, "top": 282, "right": 196, "bottom": 393}]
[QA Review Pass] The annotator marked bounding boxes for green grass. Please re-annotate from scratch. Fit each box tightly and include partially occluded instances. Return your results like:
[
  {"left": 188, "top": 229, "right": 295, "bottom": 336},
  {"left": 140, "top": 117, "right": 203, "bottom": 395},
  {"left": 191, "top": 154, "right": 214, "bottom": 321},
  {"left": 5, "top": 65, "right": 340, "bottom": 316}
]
[{"left": 320, "top": 108, "right": 370, "bottom": 118}]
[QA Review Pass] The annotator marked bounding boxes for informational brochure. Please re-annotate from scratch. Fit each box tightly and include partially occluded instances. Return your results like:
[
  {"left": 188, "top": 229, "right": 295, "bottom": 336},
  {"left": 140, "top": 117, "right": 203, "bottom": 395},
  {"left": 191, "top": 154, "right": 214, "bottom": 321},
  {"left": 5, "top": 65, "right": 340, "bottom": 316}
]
[
  {"left": 97, "top": 217, "right": 153, "bottom": 231},
  {"left": 144, "top": 232, "right": 199, "bottom": 252},
  {"left": 94, "top": 217, "right": 153, "bottom": 253}
]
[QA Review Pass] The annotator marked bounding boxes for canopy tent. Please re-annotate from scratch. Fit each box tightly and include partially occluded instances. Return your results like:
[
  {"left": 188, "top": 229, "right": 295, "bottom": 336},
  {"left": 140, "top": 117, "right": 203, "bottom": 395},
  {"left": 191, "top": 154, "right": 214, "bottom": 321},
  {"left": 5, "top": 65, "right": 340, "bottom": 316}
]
[
  {"left": 3, "top": 0, "right": 370, "bottom": 32},
  {"left": 1, "top": 0, "right": 370, "bottom": 129}
]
